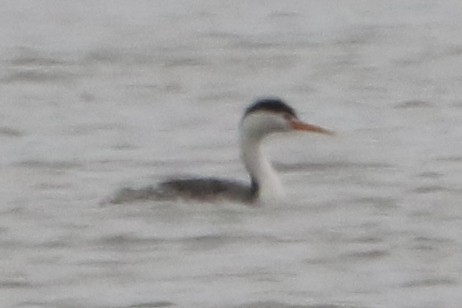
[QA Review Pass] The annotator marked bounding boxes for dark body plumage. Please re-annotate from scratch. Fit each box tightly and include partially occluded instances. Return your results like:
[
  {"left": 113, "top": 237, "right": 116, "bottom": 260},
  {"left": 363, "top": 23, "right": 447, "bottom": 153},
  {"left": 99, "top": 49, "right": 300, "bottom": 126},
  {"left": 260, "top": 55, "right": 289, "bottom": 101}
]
[
  {"left": 156, "top": 178, "right": 258, "bottom": 203},
  {"left": 109, "top": 178, "right": 257, "bottom": 204}
]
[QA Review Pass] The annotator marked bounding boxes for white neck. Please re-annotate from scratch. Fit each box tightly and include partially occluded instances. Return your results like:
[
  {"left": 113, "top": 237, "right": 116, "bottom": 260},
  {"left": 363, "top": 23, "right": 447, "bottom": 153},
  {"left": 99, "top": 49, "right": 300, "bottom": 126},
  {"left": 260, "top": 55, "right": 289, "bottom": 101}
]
[{"left": 240, "top": 135, "right": 285, "bottom": 203}]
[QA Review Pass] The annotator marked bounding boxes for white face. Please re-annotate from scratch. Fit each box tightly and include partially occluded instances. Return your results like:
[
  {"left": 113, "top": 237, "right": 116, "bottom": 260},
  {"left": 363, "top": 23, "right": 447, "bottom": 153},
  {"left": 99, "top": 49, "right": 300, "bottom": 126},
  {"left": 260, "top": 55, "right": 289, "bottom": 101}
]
[{"left": 240, "top": 111, "right": 292, "bottom": 141}]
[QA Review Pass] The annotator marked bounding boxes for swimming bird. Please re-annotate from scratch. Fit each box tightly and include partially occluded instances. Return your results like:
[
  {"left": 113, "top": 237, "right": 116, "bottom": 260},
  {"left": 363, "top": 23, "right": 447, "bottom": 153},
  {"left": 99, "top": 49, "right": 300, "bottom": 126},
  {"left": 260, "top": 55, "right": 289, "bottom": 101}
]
[{"left": 111, "top": 98, "right": 333, "bottom": 204}]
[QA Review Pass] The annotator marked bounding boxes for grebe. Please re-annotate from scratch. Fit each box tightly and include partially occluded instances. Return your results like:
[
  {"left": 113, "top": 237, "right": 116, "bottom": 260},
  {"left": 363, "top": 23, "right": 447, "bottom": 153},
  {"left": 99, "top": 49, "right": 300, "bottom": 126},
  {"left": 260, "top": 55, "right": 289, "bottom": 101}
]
[{"left": 111, "top": 98, "right": 333, "bottom": 204}]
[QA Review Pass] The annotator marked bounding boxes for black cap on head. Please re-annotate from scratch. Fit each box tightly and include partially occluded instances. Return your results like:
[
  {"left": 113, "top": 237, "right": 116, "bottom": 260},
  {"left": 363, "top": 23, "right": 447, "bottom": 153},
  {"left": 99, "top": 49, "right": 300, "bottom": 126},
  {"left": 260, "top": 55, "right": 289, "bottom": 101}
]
[{"left": 244, "top": 98, "right": 297, "bottom": 118}]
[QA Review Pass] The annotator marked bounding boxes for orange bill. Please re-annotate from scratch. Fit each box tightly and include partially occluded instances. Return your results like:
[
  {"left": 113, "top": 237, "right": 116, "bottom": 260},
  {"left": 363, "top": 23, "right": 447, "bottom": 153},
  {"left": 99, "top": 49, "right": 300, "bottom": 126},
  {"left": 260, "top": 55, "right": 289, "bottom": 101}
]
[{"left": 290, "top": 119, "right": 335, "bottom": 135}]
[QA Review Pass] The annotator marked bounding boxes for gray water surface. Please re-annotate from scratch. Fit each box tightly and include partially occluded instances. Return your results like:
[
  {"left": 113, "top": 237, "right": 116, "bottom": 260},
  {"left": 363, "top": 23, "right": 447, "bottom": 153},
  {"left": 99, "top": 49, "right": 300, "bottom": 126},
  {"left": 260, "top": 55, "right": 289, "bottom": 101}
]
[{"left": 1, "top": 1, "right": 462, "bottom": 307}]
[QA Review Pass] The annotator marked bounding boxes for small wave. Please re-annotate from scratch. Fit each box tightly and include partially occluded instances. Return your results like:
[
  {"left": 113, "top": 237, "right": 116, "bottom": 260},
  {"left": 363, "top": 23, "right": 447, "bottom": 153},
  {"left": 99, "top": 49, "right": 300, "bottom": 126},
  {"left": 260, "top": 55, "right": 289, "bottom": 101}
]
[
  {"left": 275, "top": 161, "right": 391, "bottom": 172},
  {"left": 342, "top": 249, "right": 390, "bottom": 261},
  {"left": 401, "top": 277, "right": 457, "bottom": 288},
  {"left": 0, "top": 279, "right": 32, "bottom": 289},
  {"left": 128, "top": 302, "right": 175, "bottom": 308},
  {"left": 394, "top": 100, "right": 434, "bottom": 109},
  {"left": 0, "top": 126, "right": 24, "bottom": 137},
  {"left": 2, "top": 69, "right": 78, "bottom": 84},
  {"left": 16, "top": 160, "right": 82, "bottom": 170},
  {"left": 412, "top": 185, "right": 446, "bottom": 194},
  {"left": 233, "top": 301, "right": 360, "bottom": 308}
]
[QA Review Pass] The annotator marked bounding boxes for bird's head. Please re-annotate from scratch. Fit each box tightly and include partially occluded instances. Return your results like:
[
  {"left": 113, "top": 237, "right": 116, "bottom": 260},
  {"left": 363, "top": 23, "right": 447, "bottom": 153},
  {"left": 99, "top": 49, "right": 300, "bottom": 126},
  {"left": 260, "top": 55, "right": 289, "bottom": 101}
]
[{"left": 240, "top": 98, "right": 333, "bottom": 141}]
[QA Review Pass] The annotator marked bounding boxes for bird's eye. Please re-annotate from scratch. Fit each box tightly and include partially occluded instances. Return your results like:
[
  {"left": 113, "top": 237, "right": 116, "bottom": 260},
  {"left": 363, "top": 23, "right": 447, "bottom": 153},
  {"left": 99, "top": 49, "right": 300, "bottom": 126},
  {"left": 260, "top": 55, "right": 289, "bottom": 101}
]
[{"left": 283, "top": 113, "right": 292, "bottom": 120}]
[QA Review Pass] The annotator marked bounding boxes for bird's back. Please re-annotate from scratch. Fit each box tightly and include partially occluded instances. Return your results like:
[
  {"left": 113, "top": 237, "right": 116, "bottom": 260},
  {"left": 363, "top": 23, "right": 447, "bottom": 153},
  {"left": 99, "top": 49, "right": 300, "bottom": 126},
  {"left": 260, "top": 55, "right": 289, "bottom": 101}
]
[{"left": 157, "top": 178, "right": 254, "bottom": 203}]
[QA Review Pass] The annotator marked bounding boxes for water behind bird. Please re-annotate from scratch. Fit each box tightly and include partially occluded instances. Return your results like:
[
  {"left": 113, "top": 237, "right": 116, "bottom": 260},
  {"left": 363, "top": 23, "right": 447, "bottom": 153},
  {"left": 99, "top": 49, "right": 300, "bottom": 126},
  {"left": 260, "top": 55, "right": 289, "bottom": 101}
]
[{"left": 1, "top": 1, "right": 462, "bottom": 307}]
